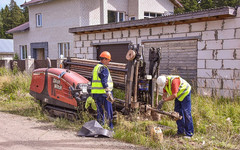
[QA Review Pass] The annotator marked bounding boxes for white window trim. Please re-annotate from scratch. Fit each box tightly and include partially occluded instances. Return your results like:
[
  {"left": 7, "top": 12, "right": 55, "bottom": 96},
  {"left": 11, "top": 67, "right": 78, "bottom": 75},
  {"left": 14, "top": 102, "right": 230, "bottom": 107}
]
[
  {"left": 108, "top": 10, "right": 125, "bottom": 23},
  {"left": 58, "top": 43, "right": 70, "bottom": 58},
  {"left": 117, "top": 12, "right": 125, "bottom": 22},
  {"left": 20, "top": 45, "right": 27, "bottom": 60},
  {"left": 144, "top": 12, "right": 162, "bottom": 19},
  {"left": 36, "top": 13, "right": 42, "bottom": 27}
]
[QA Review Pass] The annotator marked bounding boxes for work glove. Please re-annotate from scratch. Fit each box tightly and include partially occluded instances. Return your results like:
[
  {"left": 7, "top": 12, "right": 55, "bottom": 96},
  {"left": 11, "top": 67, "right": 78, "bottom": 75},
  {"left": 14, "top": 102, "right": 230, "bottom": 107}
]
[
  {"left": 105, "top": 87, "right": 111, "bottom": 97},
  {"left": 105, "top": 88, "right": 114, "bottom": 103},
  {"left": 85, "top": 96, "right": 97, "bottom": 111},
  {"left": 157, "top": 100, "right": 165, "bottom": 110},
  {"left": 106, "top": 91, "right": 112, "bottom": 98}
]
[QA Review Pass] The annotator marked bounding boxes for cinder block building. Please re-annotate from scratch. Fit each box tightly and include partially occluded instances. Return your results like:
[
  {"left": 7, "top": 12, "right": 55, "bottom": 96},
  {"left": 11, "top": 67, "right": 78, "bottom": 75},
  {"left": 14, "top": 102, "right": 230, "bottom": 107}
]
[{"left": 69, "top": 7, "right": 240, "bottom": 98}]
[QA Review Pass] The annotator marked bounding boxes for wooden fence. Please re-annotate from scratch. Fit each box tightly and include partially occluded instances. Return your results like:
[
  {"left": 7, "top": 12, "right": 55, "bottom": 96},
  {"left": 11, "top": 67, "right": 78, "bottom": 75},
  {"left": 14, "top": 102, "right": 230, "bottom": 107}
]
[
  {"left": 10, "top": 60, "right": 26, "bottom": 72},
  {"left": 34, "top": 60, "right": 57, "bottom": 69},
  {"left": 0, "top": 60, "right": 5, "bottom": 67},
  {"left": 3, "top": 59, "right": 58, "bottom": 72}
]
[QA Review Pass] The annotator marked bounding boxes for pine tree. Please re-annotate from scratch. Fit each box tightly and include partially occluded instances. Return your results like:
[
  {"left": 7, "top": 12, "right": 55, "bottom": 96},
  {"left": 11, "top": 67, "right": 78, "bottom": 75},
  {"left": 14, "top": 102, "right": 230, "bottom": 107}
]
[
  {"left": 23, "top": 7, "right": 29, "bottom": 22},
  {"left": 1, "top": 0, "right": 27, "bottom": 39},
  {"left": 176, "top": 0, "right": 240, "bottom": 13},
  {"left": 9, "top": 0, "right": 25, "bottom": 29},
  {"left": 175, "top": 0, "right": 201, "bottom": 13},
  {"left": 215, "top": 0, "right": 240, "bottom": 7},
  {"left": 0, "top": 10, "right": 3, "bottom": 38},
  {"left": 2, "top": 6, "right": 11, "bottom": 39},
  {"left": 199, "top": 0, "right": 215, "bottom": 9}
]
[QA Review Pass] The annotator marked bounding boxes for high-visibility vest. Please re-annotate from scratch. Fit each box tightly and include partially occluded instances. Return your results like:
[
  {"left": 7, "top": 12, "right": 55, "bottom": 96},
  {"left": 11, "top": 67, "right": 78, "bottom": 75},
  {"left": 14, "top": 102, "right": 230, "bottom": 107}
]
[
  {"left": 164, "top": 75, "right": 191, "bottom": 101},
  {"left": 91, "top": 64, "right": 113, "bottom": 94}
]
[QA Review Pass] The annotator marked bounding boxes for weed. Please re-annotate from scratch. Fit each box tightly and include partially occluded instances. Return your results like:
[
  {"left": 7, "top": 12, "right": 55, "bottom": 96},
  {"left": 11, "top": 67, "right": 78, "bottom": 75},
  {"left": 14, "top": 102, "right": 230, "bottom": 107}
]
[{"left": 0, "top": 69, "right": 239, "bottom": 149}]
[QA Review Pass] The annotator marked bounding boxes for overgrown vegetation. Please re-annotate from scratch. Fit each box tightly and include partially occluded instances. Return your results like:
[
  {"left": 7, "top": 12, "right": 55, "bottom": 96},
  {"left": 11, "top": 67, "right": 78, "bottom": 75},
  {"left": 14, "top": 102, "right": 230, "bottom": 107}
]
[
  {"left": 0, "top": 67, "right": 239, "bottom": 149},
  {"left": 175, "top": 0, "right": 240, "bottom": 14}
]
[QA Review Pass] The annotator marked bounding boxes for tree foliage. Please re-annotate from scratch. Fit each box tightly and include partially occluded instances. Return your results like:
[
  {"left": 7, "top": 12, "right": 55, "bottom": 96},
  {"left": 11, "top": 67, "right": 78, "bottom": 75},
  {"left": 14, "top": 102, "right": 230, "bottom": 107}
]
[
  {"left": 0, "top": 0, "right": 28, "bottom": 39},
  {"left": 175, "top": 0, "right": 240, "bottom": 13}
]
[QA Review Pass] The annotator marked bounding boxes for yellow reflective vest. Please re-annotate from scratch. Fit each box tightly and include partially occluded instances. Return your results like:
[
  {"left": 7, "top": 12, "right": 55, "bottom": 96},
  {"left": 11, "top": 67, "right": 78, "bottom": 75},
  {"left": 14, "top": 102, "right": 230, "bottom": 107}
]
[
  {"left": 164, "top": 76, "right": 191, "bottom": 101},
  {"left": 91, "top": 64, "right": 113, "bottom": 94}
]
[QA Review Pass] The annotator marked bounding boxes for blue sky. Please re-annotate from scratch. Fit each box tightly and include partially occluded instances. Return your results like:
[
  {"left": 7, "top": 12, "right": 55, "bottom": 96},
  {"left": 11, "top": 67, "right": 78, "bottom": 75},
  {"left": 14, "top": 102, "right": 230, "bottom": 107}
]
[{"left": 0, "top": 0, "right": 30, "bottom": 9}]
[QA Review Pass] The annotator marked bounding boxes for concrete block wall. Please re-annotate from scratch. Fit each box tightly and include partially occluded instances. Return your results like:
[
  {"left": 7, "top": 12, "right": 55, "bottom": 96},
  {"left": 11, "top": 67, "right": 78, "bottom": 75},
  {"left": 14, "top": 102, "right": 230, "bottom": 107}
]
[
  {"left": 73, "top": 8, "right": 240, "bottom": 98},
  {"left": 196, "top": 8, "right": 240, "bottom": 98}
]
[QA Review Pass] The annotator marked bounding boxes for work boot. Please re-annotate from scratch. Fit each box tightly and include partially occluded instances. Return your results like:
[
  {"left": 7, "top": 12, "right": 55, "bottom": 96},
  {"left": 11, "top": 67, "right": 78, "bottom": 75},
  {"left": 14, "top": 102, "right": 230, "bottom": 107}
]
[{"left": 183, "top": 136, "right": 192, "bottom": 139}]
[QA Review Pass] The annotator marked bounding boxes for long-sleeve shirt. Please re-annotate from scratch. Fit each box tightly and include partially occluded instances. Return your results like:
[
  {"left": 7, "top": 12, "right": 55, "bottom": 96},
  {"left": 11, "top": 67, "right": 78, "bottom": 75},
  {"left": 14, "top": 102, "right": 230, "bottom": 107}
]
[{"left": 97, "top": 63, "right": 109, "bottom": 89}]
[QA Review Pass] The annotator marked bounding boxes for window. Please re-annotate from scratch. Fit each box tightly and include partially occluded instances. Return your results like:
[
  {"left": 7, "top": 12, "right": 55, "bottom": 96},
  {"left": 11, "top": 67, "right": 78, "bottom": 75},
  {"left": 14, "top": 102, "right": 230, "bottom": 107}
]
[
  {"left": 144, "top": 12, "right": 163, "bottom": 19},
  {"left": 20, "top": 45, "right": 27, "bottom": 60},
  {"left": 58, "top": 43, "right": 70, "bottom": 58},
  {"left": 36, "top": 13, "right": 42, "bottom": 27},
  {"left": 130, "top": 17, "right": 136, "bottom": 21},
  {"left": 108, "top": 11, "right": 125, "bottom": 23}
]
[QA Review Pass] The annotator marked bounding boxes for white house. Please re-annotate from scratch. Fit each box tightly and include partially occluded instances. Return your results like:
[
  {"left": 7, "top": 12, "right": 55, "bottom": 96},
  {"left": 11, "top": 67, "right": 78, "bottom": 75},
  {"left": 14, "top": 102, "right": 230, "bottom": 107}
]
[{"left": 6, "top": 0, "right": 182, "bottom": 60}]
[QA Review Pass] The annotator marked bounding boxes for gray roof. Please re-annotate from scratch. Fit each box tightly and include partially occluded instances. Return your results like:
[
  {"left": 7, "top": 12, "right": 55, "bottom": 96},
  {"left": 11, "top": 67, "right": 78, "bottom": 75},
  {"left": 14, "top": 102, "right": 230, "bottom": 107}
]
[
  {"left": 21, "top": 0, "right": 182, "bottom": 8},
  {"left": 69, "top": 7, "right": 236, "bottom": 34},
  {"left": 6, "top": 22, "right": 29, "bottom": 34},
  {"left": 0, "top": 39, "right": 14, "bottom": 54}
]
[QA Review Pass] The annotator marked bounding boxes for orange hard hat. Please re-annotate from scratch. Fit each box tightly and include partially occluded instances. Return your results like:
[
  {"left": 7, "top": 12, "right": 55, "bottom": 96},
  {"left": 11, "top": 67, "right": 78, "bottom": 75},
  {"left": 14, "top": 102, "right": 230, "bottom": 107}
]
[{"left": 100, "top": 51, "right": 111, "bottom": 60}]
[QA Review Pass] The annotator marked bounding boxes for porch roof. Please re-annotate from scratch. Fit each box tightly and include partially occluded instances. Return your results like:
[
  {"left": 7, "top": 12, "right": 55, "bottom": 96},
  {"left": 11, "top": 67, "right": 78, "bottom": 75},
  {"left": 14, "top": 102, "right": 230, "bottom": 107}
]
[{"left": 6, "top": 22, "right": 29, "bottom": 34}]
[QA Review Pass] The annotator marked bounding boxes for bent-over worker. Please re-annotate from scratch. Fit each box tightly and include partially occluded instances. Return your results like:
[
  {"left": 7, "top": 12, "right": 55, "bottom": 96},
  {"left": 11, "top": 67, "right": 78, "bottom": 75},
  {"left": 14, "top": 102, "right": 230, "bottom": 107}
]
[
  {"left": 157, "top": 75, "right": 194, "bottom": 138},
  {"left": 91, "top": 51, "right": 114, "bottom": 129}
]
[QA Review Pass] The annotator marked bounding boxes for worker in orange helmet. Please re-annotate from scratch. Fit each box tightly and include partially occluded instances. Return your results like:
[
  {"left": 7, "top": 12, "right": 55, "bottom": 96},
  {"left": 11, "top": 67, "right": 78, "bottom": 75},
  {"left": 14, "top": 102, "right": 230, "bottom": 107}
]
[{"left": 91, "top": 51, "right": 114, "bottom": 129}]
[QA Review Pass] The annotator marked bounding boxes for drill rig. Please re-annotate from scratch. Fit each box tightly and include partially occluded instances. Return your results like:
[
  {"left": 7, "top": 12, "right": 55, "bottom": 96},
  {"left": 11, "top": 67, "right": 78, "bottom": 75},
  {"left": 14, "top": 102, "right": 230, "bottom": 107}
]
[{"left": 30, "top": 44, "right": 182, "bottom": 120}]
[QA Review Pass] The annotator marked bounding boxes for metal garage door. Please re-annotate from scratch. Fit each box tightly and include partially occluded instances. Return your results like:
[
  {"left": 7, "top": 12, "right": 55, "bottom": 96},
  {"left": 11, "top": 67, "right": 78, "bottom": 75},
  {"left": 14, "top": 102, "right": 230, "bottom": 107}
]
[
  {"left": 144, "top": 40, "right": 197, "bottom": 87},
  {"left": 97, "top": 44, "right": 129, "bottom": 63}
]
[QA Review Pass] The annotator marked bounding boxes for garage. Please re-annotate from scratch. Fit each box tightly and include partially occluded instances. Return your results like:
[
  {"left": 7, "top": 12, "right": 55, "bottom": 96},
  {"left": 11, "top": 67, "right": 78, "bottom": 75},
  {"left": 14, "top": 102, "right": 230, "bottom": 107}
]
[{"left": 143, "top": 39, "right": 198, "bottom": 87}]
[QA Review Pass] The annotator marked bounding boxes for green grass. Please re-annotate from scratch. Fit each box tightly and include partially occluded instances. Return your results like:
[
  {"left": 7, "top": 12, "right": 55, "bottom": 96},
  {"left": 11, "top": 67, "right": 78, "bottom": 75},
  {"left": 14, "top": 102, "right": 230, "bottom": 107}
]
[{"left": 0, "top": 67, "right": 239, "bottom": 149}]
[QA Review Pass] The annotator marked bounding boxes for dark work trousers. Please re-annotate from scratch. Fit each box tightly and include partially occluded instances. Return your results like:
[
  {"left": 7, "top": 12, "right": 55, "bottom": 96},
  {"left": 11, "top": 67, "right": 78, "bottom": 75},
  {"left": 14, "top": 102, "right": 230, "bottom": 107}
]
[
  {"left": 93, "top": 94, "right": 113, "bottom": 129},
  {"left": 174, "top": 91, "right": 194, "bottom": 137}
]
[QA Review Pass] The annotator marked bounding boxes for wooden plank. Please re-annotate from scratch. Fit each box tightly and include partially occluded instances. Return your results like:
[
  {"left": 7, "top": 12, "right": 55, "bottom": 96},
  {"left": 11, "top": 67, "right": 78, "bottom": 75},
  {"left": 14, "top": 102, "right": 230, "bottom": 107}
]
[{"left": 143, "top": 39, "right": 197, "bottom": 88}]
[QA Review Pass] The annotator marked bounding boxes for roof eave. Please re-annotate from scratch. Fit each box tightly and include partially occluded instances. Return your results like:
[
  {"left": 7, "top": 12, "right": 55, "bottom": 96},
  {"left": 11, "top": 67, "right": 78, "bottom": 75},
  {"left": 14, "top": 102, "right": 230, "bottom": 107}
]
[
  {"left": 6, "top": 28, "right": 29, "bottom": 34},
  {"left": 6, "top": 22, "right": 29, "bottom": 34},
  {"left": 69, "top": 7, "right": 236, "bottom": 34},
  {"left": 21, "top": 0, "right": 53, "bottom": 7},
  {"left": 170, "top": 0, "right": 183, "bottom": 8}
]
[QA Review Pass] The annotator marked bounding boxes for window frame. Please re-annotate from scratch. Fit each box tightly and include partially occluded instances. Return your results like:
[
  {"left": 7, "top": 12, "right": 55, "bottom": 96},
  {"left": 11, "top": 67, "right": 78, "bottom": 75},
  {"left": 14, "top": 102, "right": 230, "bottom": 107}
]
[
  {"left": 144, "top": 12, "right": 162, "bottom": 19},
  {"left": 58, "top": 42, "right": 70, "bottom": 58},
  {"left": 36, "top": 13, "right": 42, "bottom": 27},
  {"left": 20, "top": 45, "right": 27, "bottom": 60},
  {"left": 108, "top": 10, "right": 125, "bottom": 23}
]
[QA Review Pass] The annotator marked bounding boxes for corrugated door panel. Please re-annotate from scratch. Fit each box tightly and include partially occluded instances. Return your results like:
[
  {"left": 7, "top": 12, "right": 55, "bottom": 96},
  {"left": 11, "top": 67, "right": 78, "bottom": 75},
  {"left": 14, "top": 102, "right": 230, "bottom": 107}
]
[
  {"left": 144, "top": 40, "right": 197, "bottom": 87},
  {"left": 98, "top": 44, "right": 129, "bottom": 63}
]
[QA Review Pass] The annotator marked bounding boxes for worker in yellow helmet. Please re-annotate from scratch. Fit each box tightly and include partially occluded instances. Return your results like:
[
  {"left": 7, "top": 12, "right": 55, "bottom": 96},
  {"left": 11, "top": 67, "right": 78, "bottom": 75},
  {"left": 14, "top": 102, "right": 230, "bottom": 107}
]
[
  {"left": 157, "top": 75, "right": 194, "bottom": 139},
  {"left": 91, "top": 51, "right": 114, "bottom": 129}
]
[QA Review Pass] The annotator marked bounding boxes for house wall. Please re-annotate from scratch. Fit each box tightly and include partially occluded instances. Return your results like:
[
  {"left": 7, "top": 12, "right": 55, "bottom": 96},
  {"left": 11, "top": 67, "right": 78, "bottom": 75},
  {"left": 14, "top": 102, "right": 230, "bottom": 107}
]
[
  {"left": 14, "top": 0, "right": 102, "bottom": 59},
  {"left": 72, "top": 7, "right": 240, "bottom": 98},
  {"left": 105, "top": 0, "right": 129, "bottom": 23},
  {"left": 13, "top": 0, "right": 176, "bottom": 59},
  {"left": 128, "top": 0, "right": 139, "bottom": 19},
  {"left": 138, "top": 0, "right": 174, "bottom": 18}
]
